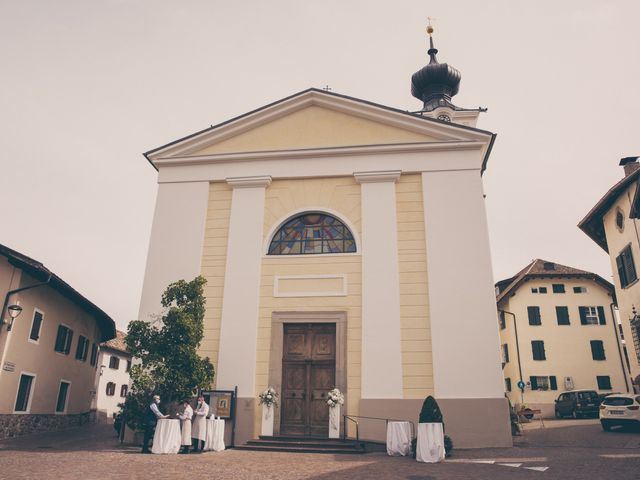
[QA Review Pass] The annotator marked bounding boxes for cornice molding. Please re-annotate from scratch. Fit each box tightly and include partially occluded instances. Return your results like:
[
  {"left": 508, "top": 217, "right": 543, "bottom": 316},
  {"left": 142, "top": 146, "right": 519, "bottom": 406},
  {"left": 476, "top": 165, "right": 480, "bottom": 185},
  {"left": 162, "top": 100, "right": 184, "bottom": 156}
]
[
  {"left": 225, "top": 175, "right": 272, "bottom": 188},
  {"left": 354, "top": 170, "right": 402, "bottom": 184}
]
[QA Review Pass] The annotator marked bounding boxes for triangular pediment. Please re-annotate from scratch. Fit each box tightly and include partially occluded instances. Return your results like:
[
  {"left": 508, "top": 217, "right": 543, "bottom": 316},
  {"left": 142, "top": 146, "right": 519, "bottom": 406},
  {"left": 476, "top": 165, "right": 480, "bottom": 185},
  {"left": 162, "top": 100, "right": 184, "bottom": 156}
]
[{"left": 146, "top": 89, "right": 492, "bottom": 162}]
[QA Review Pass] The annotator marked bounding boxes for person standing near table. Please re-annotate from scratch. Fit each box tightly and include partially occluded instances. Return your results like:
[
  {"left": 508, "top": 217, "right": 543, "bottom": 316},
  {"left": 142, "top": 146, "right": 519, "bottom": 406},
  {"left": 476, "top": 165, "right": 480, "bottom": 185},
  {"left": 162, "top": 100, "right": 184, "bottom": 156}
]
[
  {"left": 177, "top": 399, "right": 193, "bottom": 454},
  {"left": 191, "top": 394, "right": 209, "bottom": 453},
  {"left": 141, "top": 394, "right": 168, "bottom": 453}
]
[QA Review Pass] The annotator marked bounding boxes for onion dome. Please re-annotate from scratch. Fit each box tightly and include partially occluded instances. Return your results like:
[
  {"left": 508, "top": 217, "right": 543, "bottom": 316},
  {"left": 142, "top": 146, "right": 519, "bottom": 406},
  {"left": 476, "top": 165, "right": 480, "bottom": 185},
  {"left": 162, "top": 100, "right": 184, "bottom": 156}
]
[{"left": 411, "top": 26, "right": 462, "bottom": 112}]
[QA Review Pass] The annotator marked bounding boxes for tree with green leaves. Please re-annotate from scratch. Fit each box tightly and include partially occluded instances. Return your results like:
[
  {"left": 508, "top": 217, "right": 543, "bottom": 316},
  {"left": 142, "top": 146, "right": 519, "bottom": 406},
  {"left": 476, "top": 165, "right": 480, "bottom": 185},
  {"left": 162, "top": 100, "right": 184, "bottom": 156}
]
[{"left": 121, "top": 276, "right": 215, "bottom": 430}]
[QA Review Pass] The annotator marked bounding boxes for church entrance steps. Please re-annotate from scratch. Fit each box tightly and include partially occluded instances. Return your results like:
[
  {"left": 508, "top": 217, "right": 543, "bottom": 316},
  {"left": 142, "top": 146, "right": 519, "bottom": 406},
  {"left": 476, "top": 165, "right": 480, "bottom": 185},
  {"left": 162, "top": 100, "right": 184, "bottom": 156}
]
[{"left": 235, "top": 435, "right": 366, "bottom": 454}]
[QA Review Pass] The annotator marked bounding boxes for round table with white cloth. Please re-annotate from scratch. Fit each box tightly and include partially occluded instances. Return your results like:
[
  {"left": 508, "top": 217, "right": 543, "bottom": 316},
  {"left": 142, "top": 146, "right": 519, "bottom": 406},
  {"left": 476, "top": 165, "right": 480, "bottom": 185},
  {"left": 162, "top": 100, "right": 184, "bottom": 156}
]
[
  {"left": 151, "top": 419, "right": 182, "bottom": 454},
  {"left": 203, "top": 418, "right": 225, "bottom": 452},
  {"left": 415, "top": 422, "right": 445, "bottom": 463},
  {"left": 386, "top": 421, "right": 412, "bottom": 456}
]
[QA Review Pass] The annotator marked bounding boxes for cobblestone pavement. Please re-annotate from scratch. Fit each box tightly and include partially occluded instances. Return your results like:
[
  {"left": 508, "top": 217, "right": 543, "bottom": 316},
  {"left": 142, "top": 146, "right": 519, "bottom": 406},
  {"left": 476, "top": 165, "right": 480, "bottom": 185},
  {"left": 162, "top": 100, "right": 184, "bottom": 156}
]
[{"left": 1, "top": 421, "right": 639, "bottom": 480}]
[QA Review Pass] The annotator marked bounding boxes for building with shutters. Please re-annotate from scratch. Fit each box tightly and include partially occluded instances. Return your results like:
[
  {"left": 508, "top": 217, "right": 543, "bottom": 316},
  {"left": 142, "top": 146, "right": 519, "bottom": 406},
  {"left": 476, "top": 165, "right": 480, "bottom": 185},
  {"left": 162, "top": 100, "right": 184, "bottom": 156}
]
[
  {"left": 496, "top": 259, "right": 630, "bottom": 417},
  {"left": 138, "top": 31, "right": 512, "bottom": 447},
  {"left": 93, "top": 330, "right": 131, "bottom": 422},
  {"left": 0, "top": 243, "right": 115, "bottom": 438},
  {"left": 579, "top": 156, "right": 640, "bottom": 389}
]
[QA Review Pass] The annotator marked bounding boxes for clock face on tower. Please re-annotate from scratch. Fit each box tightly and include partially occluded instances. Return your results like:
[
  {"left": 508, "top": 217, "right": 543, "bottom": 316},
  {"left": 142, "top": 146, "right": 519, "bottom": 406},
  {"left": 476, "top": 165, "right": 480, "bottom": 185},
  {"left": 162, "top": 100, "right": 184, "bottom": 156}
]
[{"left": 437, "top": 113, "right": 451, "bottom": 122}]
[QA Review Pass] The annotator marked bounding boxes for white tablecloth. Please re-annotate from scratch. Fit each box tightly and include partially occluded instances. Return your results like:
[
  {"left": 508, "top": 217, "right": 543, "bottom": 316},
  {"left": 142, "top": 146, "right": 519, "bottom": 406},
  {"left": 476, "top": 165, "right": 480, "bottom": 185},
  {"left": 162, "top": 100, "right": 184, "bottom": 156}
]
[
  {"left": 416, "top": 423, "right": 445, "bottom": 463},
  {"left": 152, "top": 419, "right": 181, "bottom": 454},
  {"left": 203, "top": 418, "right": 225, "bottom": 452},
  {"left": 386, "top": 421, "right": 412, "bottom": 456}
]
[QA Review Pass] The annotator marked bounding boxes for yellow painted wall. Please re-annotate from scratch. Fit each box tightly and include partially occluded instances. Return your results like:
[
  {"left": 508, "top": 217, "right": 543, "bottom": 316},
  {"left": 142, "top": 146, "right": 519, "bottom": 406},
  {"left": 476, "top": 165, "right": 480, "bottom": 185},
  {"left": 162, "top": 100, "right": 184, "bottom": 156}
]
[
  {"left": 198, "top": 182, "right": 233, "bottom": 370},
  {"left": 396, "top": 174, "right": 434, "bottom": 398},
  {"left": 256, "top": 177, "right": 362, "bottom": 424},
  {"left": 193, "top": 106, "right": 437, "bottom": 156}
]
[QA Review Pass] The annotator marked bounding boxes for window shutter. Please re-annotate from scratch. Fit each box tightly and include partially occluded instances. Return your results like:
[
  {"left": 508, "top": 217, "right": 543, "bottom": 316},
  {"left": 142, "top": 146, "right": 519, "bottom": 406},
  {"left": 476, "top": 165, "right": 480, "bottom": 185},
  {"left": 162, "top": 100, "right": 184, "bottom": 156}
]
[
  {"left": 616, "top": 253, "right": 628, "bottom": 287},
  {"left": 528, "top": 306, "right": 541, "bottom": 325},
  {"left": 30, "top": 312, "right": 43, "bottom": 340},
  {"left": 64, "top": 330, "right": 73, "bottom": 355},
  {"left": 530, "top": 376, "right": 538, "bottom": 390},
  {"left": 556, "top": 306, "right": 570, "bottom": 325},
  {"left": 54, "top": 326, "right": 66, "bottom": 352},
  {"left": 624, "top": 246, "right": 638, "bottom": 284},
  {"left": 597, "top": 306, "right": 606, "bottom": 325},
  {"left": 579, "top": 307, "right": 588, "bottom": 325},
  {"left": 550, "top": 376, "right": 558, "bottom": 390}
]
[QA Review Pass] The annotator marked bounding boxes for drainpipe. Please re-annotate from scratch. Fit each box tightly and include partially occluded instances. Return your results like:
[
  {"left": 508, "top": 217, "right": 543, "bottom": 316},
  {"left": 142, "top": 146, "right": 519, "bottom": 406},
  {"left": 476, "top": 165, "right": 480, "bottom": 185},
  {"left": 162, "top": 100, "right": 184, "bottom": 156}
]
[
  {"left": 610, "top": 302, "right": 631, "bottom": 393},
  {"left": 499, "top": 310, "right": 524, "bottom": 404}
]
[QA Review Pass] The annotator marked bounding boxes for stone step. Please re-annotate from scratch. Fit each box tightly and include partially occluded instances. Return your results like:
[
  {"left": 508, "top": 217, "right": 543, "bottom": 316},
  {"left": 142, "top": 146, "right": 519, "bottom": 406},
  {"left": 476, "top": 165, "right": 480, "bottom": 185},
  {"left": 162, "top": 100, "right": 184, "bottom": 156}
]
[
  {"left": 235, "top": 444, "right": 366, "bottom": 454},
  {"left": 238, "top": 435, "right": 366, "bottom": 454},
  {"left": 247, "top": 439, "right": 362, "bottom": 449}
]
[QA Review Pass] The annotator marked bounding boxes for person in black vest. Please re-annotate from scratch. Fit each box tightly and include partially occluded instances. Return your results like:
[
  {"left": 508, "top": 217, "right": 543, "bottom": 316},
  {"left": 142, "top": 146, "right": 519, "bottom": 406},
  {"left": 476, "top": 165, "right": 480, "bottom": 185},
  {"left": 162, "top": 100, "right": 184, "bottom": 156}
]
[{"left": 141, "top": 394, "right": 168, "bottom": 453}]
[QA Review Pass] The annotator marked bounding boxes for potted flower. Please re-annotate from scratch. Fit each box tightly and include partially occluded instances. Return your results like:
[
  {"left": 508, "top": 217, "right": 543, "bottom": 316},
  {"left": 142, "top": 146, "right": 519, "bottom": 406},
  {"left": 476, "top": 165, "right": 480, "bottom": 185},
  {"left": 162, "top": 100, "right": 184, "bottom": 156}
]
[
  {"left": 326, "top": 388, "right": 344, "bottom": 438},
  {"left": 258, "top": 387, "right": 278, "bottom": 436}
]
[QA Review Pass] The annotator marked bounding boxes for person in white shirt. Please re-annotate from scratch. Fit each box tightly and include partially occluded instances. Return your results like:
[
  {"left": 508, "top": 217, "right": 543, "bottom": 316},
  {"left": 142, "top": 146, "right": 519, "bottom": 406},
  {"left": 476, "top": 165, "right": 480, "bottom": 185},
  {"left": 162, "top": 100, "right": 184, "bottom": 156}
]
[
  {"left": 191, "top": 395, "right": 209, "bottom": 453},
  {"left": 177, "top": 400, "right": 194, "bottom": 454}
]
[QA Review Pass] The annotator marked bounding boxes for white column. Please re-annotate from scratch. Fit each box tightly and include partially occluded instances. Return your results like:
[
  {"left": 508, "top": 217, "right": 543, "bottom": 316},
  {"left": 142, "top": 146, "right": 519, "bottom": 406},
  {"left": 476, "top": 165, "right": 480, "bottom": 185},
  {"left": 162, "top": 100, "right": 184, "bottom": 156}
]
[
  {"left": 355, "top": 170, "right": 403, "bottom": 399},
  {"left": 216, "top": 176, "right": 271, "bottom": 396},
  {"left": 138, "top": 182, "right": 210, "bottom": 322},
  {"left": 421, "top": 170, "right": 504, "bottom": 398}
]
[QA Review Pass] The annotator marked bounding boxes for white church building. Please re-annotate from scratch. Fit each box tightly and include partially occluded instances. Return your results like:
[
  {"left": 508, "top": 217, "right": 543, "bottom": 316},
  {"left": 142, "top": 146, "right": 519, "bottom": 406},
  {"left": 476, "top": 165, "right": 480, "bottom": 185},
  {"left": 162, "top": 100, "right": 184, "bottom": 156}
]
[{"left": 138, "top": 32, "right": 511, "bottom": 448}]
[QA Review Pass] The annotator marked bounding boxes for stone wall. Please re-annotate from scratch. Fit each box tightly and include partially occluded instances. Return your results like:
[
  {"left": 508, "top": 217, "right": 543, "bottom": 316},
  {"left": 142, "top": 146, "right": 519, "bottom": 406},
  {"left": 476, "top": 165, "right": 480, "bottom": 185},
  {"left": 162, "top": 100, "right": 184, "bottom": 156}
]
[{"left": 0, "top": 412, "right": 92, "bottom": 439}]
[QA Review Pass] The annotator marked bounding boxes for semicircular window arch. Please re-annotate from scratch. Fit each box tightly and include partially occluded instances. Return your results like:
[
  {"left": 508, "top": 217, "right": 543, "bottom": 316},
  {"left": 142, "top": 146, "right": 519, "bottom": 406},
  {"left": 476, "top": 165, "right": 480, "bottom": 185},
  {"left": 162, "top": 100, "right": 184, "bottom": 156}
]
[{"left": 268, "top": 213, "right": 357, "bottom": 255}]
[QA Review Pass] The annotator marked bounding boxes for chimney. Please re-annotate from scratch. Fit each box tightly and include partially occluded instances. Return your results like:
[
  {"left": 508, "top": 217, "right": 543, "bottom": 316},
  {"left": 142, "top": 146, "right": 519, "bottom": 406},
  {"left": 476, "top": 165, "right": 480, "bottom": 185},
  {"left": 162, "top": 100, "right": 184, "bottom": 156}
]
[{"left": 620, "top": 156, "right": 640, "bottom": 177}]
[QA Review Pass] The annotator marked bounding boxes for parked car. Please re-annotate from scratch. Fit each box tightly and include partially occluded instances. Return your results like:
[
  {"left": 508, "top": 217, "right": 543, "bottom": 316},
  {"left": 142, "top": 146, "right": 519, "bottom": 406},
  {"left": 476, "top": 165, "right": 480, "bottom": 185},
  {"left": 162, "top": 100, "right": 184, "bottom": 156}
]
[
  {"left": 554, "top": 390, "right": 600, "bottom": 418},
  {"left": 600, "top": 394, "right": 640, "bottom": 431}
]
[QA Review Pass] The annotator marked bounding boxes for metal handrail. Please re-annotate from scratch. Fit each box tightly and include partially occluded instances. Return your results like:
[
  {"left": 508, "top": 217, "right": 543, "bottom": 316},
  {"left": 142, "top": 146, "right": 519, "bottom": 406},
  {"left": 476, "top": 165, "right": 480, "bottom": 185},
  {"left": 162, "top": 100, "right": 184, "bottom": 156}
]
[{"left": 342, "top": 415, "right": 416, "bottom": 443}]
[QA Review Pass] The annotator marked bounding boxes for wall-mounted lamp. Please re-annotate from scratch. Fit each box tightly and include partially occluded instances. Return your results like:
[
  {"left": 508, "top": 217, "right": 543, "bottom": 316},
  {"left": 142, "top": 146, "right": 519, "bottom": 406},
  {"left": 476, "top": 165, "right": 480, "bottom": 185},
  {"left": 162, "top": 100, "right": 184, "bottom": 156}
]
[{"left": 5, "top": 303, "right": 22, "bottom": 331}]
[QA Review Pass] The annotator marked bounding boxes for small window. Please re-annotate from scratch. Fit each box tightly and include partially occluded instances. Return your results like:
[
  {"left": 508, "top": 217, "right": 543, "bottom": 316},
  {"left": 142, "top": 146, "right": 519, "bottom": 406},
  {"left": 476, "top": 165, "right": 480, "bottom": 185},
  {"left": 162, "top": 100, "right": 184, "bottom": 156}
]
[
  {"left": 15, "top": 374, "right": 35, "bottom": 412},
  {"left": 552, "top": 284, "right": 565, "bottom": 293},
  {"left": 268, "top": 213, "right": 356, "bottom": 255},
  {"left": 75, "top": 336, "right": 89, "bottom": 361},
  {"left": 56, "top": 381, "right": 70, "bottom": 413},
  {"left": 29, "top": 309, "right": 44, "bottom": 342},
  {"left": 556, "top": 306, "right": 570, "bottom": 325},
  {"left": 597, "top": 376, "right": 612, "bottom": 390},
  {"left": 573, "top": 287, "right": 587, "bottom": 293},
  {"left": 505, "top": 378, "right": 512, "bottom": 392},
  {"left": 532, "top": 340, "right": 546, "bottom": 361},
  {"left": 109, "top": 356, "right": 120, "bottom": 370},
  {"left": 106, "top": 382, "right": 116, "bottom": 396},
  {"left": 579, "top": 306, "right": 606, "bottom": 325},
  {"left": 120, "top": 385, "right": 128, "bottom": 397},
  {"left": 126, "top": 360, "right": 132, "bottom": 372},
  {"left": 591, "top": 340, "right": 606, "bottom": 360},
  {"left": 90, "top": 344, "right": 98, "bottom": 367},
  {"left": 527, "top": 306, "right": 542, "bottom": 326},
  {"left": 54, "top": 325, "right": 73, "bottom": 355},
  {"left": 502, "top": 344, "right": 509, "bottom": 363},
  {"left": 616, "top": 209, "right": 625, "bottom": 231},
  {"left": 616, "top": 245, "right": 637, "bottom": 288},
  {"left": 531, "top": 288, "right": 538, "bottom": 293},
  {"left": 530, "top": 375, "right": 550, "bottom": 390},
  {"left": 539, "top": 287, "right": 548, "bottom": 294}
]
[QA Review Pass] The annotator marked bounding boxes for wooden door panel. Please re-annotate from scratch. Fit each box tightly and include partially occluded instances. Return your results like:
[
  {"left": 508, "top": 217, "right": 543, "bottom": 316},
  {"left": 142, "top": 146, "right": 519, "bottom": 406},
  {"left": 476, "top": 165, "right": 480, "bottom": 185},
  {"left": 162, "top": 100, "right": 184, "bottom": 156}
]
[{"left": 281, "top": 323, "right": 336, "bottom": 436}]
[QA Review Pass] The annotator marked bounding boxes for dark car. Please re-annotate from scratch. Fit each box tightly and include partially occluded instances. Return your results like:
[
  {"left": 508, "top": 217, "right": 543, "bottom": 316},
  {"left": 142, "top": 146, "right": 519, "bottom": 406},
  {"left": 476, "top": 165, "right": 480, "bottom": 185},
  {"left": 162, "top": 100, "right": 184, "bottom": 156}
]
[{"left": 554, "top": 390, "right": 600, "bottom": 418}]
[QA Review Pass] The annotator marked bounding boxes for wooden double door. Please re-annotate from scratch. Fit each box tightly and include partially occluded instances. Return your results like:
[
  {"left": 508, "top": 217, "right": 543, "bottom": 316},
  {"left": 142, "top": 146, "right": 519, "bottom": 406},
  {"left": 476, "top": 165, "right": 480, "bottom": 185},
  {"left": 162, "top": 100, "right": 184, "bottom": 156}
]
[{"left": 280, "top": 323, "right": 336, "bottom": 436}]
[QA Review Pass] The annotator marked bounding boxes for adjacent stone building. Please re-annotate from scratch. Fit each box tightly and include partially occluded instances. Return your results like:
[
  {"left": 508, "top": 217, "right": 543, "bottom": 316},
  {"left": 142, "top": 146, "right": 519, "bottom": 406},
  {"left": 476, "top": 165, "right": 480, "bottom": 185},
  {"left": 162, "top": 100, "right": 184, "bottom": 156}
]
[
  {"left": 138, "top": 33, "right": 511, "bottom": 447},
  {"left": 496, "top": 259, "right": 630, "bottom": 417},
  {"left": 580, "top": 157, "right": 640, "bottom": 390},
  {"left": 93, "top": 330, "right": 131, "bottom": 423},
  {"left": 0, "top": 244, "right": 115, "bottom": 438}
]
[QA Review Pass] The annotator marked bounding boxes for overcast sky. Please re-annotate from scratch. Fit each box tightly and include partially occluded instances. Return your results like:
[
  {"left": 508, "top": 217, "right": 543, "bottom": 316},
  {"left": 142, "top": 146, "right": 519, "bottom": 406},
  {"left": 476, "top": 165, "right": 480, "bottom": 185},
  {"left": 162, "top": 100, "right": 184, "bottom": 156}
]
[{"left": 1, "top": 1, "right": 638, "bottom": 330}]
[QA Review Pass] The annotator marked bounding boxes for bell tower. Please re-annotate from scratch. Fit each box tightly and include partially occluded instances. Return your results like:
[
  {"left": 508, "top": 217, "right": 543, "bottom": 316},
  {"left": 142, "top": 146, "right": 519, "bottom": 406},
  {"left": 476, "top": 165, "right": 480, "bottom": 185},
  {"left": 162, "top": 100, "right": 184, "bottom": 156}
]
[{"left": 411, "top": 21, "right": 485, "bottom": 127}]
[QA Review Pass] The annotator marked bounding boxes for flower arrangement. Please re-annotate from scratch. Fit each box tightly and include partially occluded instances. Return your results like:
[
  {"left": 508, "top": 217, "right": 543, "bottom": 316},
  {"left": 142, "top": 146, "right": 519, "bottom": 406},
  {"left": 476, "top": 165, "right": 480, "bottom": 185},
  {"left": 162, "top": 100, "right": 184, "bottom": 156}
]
[
  {"left": 326, "top": 388, "right": 344, "bottom": 408},
  {"left": 259, "top": 387, "right": 278, "bottom": 408}
]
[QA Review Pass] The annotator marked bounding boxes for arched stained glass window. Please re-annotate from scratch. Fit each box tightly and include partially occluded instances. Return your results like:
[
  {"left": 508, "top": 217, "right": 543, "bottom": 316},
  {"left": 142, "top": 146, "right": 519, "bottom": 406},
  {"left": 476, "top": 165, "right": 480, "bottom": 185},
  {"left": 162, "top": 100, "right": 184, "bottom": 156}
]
[{"left": 268, "top": 213, "right": 356, "bottom": 255}]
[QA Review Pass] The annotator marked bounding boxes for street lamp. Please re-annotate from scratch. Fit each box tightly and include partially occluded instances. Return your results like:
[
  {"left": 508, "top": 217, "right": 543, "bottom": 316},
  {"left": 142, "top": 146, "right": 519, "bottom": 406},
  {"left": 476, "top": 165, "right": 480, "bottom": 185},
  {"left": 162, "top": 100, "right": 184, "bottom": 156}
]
[{"left": 6, "top": 303, "right": 23, "bottom": 331}]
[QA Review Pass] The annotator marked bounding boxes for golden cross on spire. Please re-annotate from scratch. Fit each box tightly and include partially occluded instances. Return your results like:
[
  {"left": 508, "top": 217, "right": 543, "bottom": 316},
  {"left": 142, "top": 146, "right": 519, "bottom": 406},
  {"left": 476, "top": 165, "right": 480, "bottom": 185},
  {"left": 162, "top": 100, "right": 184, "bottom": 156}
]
[{"left": 426, "top": 16, "right": 436, "bottom": 36}]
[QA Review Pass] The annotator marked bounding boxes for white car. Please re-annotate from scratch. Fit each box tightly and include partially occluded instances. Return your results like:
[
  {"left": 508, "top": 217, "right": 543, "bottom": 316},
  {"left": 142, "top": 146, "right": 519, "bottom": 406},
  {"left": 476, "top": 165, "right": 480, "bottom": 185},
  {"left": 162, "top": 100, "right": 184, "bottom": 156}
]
[{"left": 599, "top": 394, "right": 640, "bottom": 431}]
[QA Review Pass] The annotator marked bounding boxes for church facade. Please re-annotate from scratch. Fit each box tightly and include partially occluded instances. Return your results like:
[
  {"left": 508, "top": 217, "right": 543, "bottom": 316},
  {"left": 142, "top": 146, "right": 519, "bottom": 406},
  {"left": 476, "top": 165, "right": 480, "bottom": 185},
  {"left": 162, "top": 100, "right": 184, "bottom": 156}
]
[{"left": 138, "top": 37, "right": 511, "bottom": 448}]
